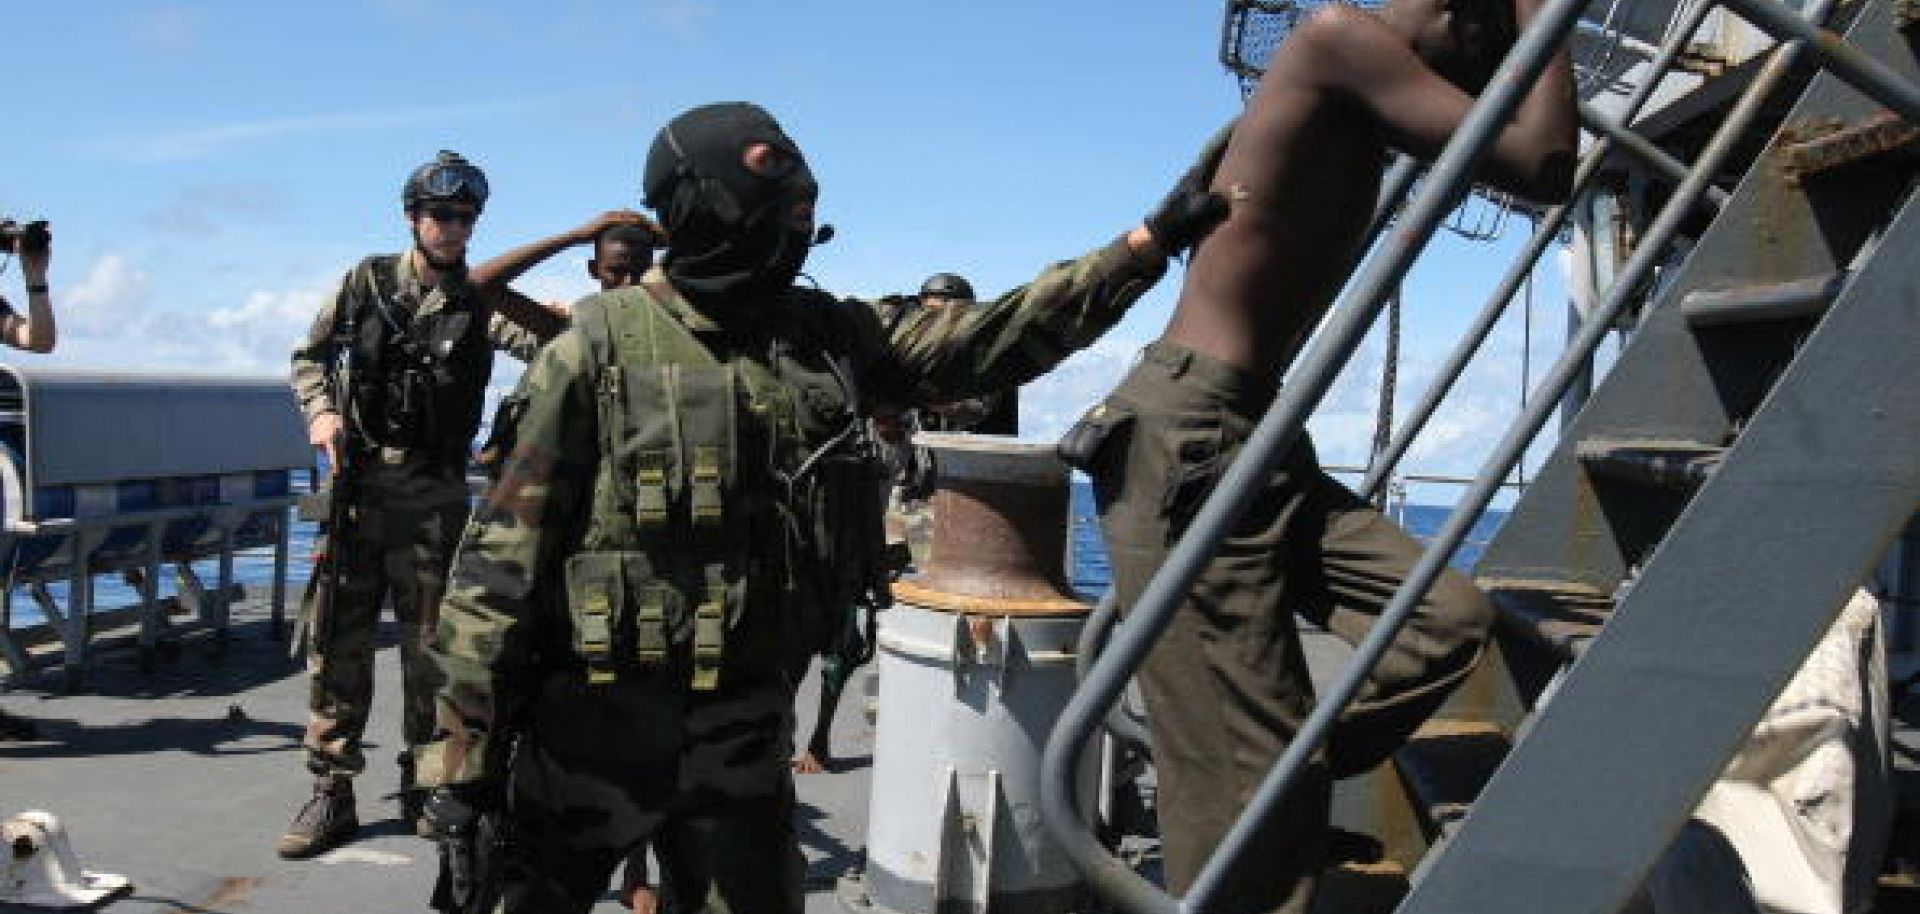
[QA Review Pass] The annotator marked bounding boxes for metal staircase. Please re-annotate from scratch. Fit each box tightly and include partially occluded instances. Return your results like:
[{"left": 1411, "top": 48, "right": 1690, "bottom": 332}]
[
  {"left": 1391, "top": 1, "right": 1920, "bottom": 908},
  {"left": 1040, "top": 0, "right": 1920, "bottom": 910}
]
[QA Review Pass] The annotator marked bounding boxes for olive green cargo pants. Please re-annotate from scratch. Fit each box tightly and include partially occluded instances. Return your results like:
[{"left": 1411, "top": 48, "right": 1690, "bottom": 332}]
[
  {"left": 302, "top": 463, "right": 468, "bottom": 777},
  {"left": 1075, "top": 341, "right": 1493, "bottom": 914}
]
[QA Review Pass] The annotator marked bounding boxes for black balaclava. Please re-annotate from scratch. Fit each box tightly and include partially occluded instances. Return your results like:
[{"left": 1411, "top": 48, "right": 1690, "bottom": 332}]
[{"left": 643, "top": 102, "right": 818, "bottom": 307}]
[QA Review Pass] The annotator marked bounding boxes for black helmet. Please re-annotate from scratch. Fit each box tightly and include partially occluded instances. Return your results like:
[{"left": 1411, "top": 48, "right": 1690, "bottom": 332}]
[
  {"left": 403, "top": 150, "right": 490, "bottom": 212},
  {"left": 920, "top": 272, "right": 975, "bottom": 301}
]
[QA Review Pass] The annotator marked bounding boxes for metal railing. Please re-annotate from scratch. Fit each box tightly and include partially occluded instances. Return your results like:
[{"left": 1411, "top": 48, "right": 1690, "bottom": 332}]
[
  {"left": 1039, "top": 0, "right": 1920, "bottom": 910},
  {"left": 1359, "top": 0, "right": 1722, "bottom": 500}
]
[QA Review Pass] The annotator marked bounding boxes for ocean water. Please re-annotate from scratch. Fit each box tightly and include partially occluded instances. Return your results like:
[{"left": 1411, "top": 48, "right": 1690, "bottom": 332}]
[
  {"left": 7, "top": 480, "right": 1505, "bottom": 627},
  {"left": 1066, "top": 480, "right": 1505, "bottom": 598}
]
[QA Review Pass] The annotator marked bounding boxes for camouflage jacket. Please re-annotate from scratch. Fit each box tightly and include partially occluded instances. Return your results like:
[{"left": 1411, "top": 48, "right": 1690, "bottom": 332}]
[
  {"left": 419, "top": 236, "right": 1165, "bottom": 787},
  {"left": 289, "top": 251, "right": 544, "bottom": 428}
]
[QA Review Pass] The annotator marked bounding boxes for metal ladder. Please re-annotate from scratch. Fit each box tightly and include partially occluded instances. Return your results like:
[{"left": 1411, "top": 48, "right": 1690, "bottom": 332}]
[{"left": 1039, "top": 0, "right": 1920, "bottom": 911}]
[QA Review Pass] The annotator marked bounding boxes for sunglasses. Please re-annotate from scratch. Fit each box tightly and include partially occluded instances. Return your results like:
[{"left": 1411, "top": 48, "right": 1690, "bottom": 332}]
[{"left": 422, "top": 205, "right": 479, "bottom": 226}]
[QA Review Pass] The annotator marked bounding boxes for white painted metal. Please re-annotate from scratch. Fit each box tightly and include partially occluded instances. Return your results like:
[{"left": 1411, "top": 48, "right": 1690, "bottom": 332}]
[
  {"left": 865, "top": 600, "right": 1096, "bottom": 914},
  {"left": 0, "top": 810, "right": 131, "bottom": 908}
]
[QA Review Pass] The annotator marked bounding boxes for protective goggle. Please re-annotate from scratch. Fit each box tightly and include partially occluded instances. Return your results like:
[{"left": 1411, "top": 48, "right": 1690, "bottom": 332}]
[{"left": 418, "top": 163, "right": 489, "bottom": 205}]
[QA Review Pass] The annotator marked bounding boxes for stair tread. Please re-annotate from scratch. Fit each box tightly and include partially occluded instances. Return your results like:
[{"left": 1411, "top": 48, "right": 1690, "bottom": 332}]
[
  {"left": 1682, "top": 272, "right": 1846, "bottom": 327},
  {"left": 1394, "top": 719, "right": 1513, "bottom": 838},
  {"left": 1480, "top": 579, "right": 1617, "bottom": 661},
  {"left": 1779, "top": 111, "right": 1920, "bottom": 180},
  {"left": 1577, "top": 440, "right": 1726, "bottom": 489}
]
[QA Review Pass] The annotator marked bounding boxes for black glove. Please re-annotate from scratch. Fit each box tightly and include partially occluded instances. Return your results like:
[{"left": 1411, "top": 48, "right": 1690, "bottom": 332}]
[
  {"left": 1144, "top": 119, "right": 1237, "bottom": 256},
  {"left": 428, "top": 785, "right": 507, "bottom": 914}
]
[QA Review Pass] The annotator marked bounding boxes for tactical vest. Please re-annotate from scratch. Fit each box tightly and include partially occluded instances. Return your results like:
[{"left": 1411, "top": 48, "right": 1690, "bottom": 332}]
[
  {"left": 343, "top": 255, "right": 493, "bottom": 460},
  {"left": 568, "top": 284, "right": 890, "bottom": 691}
]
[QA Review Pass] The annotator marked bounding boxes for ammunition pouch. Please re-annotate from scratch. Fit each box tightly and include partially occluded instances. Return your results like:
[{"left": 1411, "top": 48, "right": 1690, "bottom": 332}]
[
  {"left": 573, "top": 289, "right": 895, "bottom": 685},
  {"left": 347, "top": 257, "right": 490, "bottom": 457},
  {"left": 563, "top": 551, "right": 740, "bottom": 691},
  {"left": 585, "top": 362, "right": 745, "bottom": 690}
]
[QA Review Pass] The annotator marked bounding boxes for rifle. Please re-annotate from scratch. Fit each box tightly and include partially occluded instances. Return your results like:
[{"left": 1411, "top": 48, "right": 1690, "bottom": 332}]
[{"left": 291, "top": 302, "right": 362, "bottom": 660}]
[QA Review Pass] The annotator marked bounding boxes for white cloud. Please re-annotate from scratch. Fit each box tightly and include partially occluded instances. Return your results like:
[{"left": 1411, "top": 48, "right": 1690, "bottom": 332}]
[
  {"left": 61, "top": 255, "right": 157, "bottom": 338},
  {"left": 1013, "top": 313, "right": 1563, "bottom": 511},
  {"left": 201, "top": 284, "right": 332, "bottom": 370},
  {"left": 1018, "top": 335, "right": 1145, "bottom": 443}
]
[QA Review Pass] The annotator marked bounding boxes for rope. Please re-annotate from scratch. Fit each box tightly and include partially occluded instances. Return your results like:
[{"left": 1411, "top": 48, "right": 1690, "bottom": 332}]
[
  {"left": 1516, "top": 267, "right": 1534, "bottom": 487},
  {"left": 1368, "top": 288, "right": 1401, "bottom": 509}
]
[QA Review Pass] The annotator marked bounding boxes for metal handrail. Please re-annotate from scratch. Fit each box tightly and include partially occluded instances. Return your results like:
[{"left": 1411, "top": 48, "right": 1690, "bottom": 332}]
[
  {"left": 1038, "top": 0, "right": 1590, "bottom": 907},
  {"left": 1255, "top": 0, "right": 1873, "bottom": 905},
  {"left": 1046, "top": 0, "right": 1920, "bottom": 907},
  {"left": 1578, "top": 103, "right": 1733, "bottom": 208},
  {"left": 1182, "top": 0, "right": 1864, "bottom": 904},
  {"left": 1359, "top": 0, "right": 1721, "bottom": 500},
  {"left": 1063, "top": 156, "right": 1425, "bottom": 763},
  {"left": 1720, "top": 0, "right": 1920, "bottom": 120}
]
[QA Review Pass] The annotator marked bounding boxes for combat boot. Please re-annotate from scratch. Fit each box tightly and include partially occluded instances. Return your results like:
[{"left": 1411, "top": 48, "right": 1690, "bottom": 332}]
[
  {"left": 276, "top": 776, "right": 358, "bottom": 859},
  {"left": 398, "top": 750, "right": 432, "bottom": 838}
]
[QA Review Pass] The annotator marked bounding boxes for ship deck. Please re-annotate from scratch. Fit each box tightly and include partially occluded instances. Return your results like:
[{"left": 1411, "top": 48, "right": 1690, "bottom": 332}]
[
  {"left": 0, "top": 595, "right": 882, "bottom": 914},
  {"left": 3, "top": 592, "right": 1915, "bottom": 913}
]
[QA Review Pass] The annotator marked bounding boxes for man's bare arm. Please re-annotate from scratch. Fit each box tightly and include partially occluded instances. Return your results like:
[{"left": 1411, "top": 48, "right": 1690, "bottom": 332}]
[
  {"left": 470, "top": 210, "right": 655, "bottom": 289},
  {"left": 471, "top": 210, "right": 658, "bottom": 338},
  {"left": 3, "top": 231, "right": 56, "bottom": 353},
  {"left": 1301, "top": 0, "right": 1577, "bottom": 203}
]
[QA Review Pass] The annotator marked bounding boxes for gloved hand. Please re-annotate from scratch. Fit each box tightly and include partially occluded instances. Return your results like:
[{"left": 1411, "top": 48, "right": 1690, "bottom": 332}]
[
  {"left": 428, "top": 784, "right": 506, "bottom": 914},
  {"left": 1144, "top": 118, "right": 1237, "bottom": 256}
]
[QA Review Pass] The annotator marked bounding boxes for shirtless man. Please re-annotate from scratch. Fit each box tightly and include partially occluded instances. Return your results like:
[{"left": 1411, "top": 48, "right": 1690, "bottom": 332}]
[{"left": 1064, "top": 0, "right": 1574, "bottom": 909}]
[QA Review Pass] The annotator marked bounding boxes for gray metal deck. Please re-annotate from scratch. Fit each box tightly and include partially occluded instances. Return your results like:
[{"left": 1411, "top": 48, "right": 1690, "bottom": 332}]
[{"left": 0, "top": 597, "right": 877, "bottom": 914}]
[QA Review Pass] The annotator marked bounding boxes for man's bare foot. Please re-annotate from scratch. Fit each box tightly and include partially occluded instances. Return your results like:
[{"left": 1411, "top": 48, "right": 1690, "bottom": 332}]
[{"left": 792, "top": 749, "right": 828, "bottom": 774}]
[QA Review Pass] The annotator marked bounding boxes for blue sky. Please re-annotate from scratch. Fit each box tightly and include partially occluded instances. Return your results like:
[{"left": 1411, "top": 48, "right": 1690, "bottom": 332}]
[{"left": 2, "top": 1, "right": 1580, "bottom": 503}]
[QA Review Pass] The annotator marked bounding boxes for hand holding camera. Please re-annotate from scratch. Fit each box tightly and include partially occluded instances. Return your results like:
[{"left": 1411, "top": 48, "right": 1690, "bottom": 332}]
[{"left": 0, "top": 219, "right": 53, "bottom": 272}]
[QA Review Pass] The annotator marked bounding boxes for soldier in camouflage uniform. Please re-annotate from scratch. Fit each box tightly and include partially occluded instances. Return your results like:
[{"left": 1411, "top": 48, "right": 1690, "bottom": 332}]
[
  {"left": 791, "top": 271, "right": 1010, "bottom": 775},
  {"left": 280, "top": 151, "right": 568, "bottom": 859},
  {"left": 416, "top": 101, "right": 1222, "bottom": 913}
]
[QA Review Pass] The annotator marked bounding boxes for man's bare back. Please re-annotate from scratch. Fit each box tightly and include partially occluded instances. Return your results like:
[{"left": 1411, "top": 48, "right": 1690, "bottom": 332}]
[{"left": 1164, "top": 0, "right": 1576, "bottom": 375}]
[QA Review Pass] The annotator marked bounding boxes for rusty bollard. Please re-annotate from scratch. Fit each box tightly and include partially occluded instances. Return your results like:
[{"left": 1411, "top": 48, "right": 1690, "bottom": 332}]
[{"left": 855, "top": 433, "right": 1094, "bottom": 914}]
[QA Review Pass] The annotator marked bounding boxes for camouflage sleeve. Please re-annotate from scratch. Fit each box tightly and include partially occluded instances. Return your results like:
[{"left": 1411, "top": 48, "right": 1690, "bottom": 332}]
[
  {"left": 487, "top": 310, "right": 546, "bottom": 363},
  {"left": 418, "top": 329, "right": 597, "bottom": 788},
  {"left": 868, "top": 235, "right": 1165, "bottom": 407},
  {"left": 289, "top": 269, "right": 356, "bottom": 426}
]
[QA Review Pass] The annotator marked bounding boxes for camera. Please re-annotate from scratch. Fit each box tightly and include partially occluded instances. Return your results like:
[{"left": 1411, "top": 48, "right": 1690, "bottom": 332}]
[{"left": 0, "top": 219, "right": 50, "bottom": 255}]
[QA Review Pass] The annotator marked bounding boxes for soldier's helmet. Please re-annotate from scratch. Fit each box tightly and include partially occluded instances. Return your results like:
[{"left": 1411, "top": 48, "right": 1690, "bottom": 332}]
[
  {"left": 919, "top": 273, "right": 975, "bottom": 301},
  {"left": 403, "top": 151, "right": 490, "bottom": 213}
]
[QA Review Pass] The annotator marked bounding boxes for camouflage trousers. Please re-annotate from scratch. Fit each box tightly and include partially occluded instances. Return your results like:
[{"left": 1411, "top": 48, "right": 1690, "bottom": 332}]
[
  {"left": 488, "top": 669, "right": 806, "bottom": 914},
  {"left": 302, "top": 471, "right": 469, "bottom": 778},
  {"left": 1079, "top": 342, "right": 1494, "bottom": 914}
]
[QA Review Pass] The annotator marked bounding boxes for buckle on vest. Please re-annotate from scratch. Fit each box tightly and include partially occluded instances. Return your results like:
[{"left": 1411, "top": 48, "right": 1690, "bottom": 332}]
[
  {"left": 691, "top": 584, "right": 726, "bottom": 691},
  {"left": 635, "top": 450, "right": 670, "bottom": 537},
  {"left": 690, "top": 446, "right": 723, "bottom": 541},
  {"left": 636, "top": 587, "right": 668, "bottom": 666},
  {"left": 580, "top": 592, "right": 616, "bottom": 685}
]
